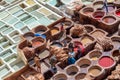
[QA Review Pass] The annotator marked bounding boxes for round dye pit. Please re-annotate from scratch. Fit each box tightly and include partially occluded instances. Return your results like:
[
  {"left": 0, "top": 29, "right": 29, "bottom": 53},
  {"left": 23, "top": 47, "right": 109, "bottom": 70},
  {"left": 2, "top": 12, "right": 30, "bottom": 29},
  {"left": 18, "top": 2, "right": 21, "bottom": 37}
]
[
  {"left": 84, "top": 25, "right": 94, "bottom": 33},
  {"left": 77, "top": 59, "right": 91, "bottom": 68},
  {"left": 63, "top": 37, "right": 72, "bottom": 43},
  {"left": 25, "top": 36, "right": 34, "bottom": 40},
  {"left": 88, "top": 66, "right": 102, "bottom": 76},
  {"left": 89, "top": 51, "right": 102, "bottom": 61},
  {"left": 82, "top": 7, "right": 94, "bottom": 15},
  {"left": 102, "top": 16, "right": 116, "bottom": 24},
  {"left": 53, "top": 73, "right": 67, "bottom": 80},
  {"left": 33, "top": 25, "right": 47, "bottom": 34},
  {"left": 51, "top": 42, "right": 63, "bottom": 47},
  {"left": 51, "top": 29, "right": 59, "bottom": 35},
  {"left": 63, "top": 21, "right": 72, "bottom": 29},
  {"left": 66, "top": 66, "right": 78, "bottom": 76},
  {"left": 93, "top": 1, "right": 104, "bottom": 10},
  {"left": 75, "top": 73, "right": 86, "bottom": 80},
  {"left": 23, "top": 32, "right": 34, "bottom": 40},
  {"left": 112, "top": 50, "right": 120, "bottom": 57},
  {"left": 32, "top": 41, "right": 41, "bottom": 47},
  {"left": 92, "top": 11, "right": 105, "bottom": 20},
  {"left": 115, "top": 9, "right": 120, "bottom": 17},
  {"left": 98, "top": 56, "right": 114, "bottom": 68}
]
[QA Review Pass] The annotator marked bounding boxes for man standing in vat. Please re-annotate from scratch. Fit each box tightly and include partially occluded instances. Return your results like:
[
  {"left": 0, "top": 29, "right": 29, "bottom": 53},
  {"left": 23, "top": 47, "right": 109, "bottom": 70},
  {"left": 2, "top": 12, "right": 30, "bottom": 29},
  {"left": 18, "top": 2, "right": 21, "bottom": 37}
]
[
  {"left": 49, "top": 55, "right": 57, "bottom": 74},
  {"left": 34, "top": 55, "right": 41, "bottom": 73},
  {"left": 68, "top": 43, "right": 76, "bottom": 65},
  {"left": 68, "top": 48, "right": 76, "bottom": 65},
  {"left": 28, "top": 55, "right": 44, "bottom": 80}
]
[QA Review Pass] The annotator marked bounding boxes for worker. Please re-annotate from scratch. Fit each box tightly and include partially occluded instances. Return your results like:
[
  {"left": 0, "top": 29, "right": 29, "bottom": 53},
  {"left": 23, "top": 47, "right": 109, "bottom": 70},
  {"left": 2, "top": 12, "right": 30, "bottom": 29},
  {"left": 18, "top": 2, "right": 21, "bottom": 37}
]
[
  {"left": 49, "top": 55, "right": 57, "bottom": 74},
  {"left": 34, "top": 55, "right": 41, "bottom": 73},
  {"left": 68, "top": 48, "right": 76, "bottom": 65}
]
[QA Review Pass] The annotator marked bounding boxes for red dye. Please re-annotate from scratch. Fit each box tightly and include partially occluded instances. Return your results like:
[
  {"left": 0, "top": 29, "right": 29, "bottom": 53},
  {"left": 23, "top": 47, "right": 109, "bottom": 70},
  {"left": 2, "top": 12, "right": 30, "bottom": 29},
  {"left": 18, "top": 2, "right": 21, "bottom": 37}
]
[
  {"left": 32, "top": 41, "right": 41, "bottom": 47},
  {"left": 95, "top": 15, "right": 103, "bottom": 20},
  {"left": 93, "top": 11, "right": 104, "bottom": 20},
  {"left": 116, "top": 10, "right": 120, "bottom": 17},
  {"left": 99, "top": 57, "right": 114, "bottom": 67}
]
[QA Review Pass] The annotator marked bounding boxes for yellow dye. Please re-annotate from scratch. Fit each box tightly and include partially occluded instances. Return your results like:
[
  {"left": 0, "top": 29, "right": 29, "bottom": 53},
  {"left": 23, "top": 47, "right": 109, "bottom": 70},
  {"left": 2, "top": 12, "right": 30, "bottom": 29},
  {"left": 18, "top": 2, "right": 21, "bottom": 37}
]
[
  {"left": 91, "top": 57, "right": 98, "bottom": 61},
  {"left": 51, "top": 29, "right": 59, "bottom": 35},
  {"left": 81, "top": 37, "right": 92, "bottom": 46}
]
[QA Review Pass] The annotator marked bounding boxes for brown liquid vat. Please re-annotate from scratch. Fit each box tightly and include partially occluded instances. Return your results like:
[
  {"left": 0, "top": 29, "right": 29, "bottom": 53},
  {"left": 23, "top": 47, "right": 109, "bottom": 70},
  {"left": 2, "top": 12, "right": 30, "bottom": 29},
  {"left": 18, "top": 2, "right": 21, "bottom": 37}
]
[
  {"left": 76, "top": 58, "right": 91, "bottom": 69},
  {"left": 50, "top": 41, "right": 64, "bottom": 48},
  {"left": 53, "top": 72, "right": 68, "bottom": 80},
  {"left": 21, "top": 32, "right": 35, "bottom": 41},
  {"left": 75, "top": 72, "right": 86, "bottom": 80},
  {"left": 88, "top": 65, "right": 105, "bottom": 80},
  {"left": 88, "top": 50, "right": 102, "bottom": 61},
  {"left": 32, "top": 25, "right": 49, "bottom": 34},
  {"left": 90, "top": 29, "right": 108, "bottom": 38},
  {"left": 65, "top": 65, "right": 79, "bottom": 76},
  {"left": 62, "top": 20, "right": 73, "bottom": 29},
  {"left": 83, "top": 24, "right": 95, "bottom": 33}
]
